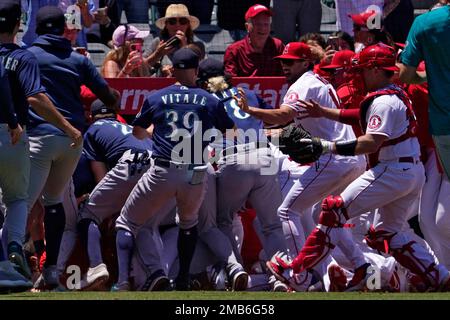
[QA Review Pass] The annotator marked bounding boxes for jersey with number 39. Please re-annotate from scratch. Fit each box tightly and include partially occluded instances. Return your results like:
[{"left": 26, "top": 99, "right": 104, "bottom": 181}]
[
  {"left": 282, "top": 71, "right": 356, "bottom": 142},
  {"left": 133, "top": 84, "right": 234, "bottom": 162}
]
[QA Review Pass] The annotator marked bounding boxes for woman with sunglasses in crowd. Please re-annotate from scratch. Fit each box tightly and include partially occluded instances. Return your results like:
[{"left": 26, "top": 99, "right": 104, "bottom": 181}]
[{"left": 144, "top": 3, "right": 200, "bottom": 77}]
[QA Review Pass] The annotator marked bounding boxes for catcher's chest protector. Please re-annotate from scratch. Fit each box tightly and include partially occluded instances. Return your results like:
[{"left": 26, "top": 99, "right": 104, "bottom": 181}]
[{"left": 359, "top": 85, "right": 418, "bottom": 148}]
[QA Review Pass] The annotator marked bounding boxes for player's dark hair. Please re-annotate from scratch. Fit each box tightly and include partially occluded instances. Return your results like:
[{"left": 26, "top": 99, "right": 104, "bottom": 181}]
[
  {"left": 187, "top": 41, "right": 205, "bottom": 60},
  {"left": 368, "top": 29, "right": 395, "bottom": 47},
  {"left": 299, "top": 33, "right": 327, "bottom": 49},
  {"left": 330, "top": 31, "right": 355, "bottom": 51},
  {"left": 0, "top": 19, "right": 19, "bottom": 33},
  {"left": 0, "top": 1, "right": 21, "bottom": 34},
  {"left": 93, "top": 113, "right": 117, "bottom": 121},
  {"left": 383, "top": 70, "right": 395, "bottom": 78}
]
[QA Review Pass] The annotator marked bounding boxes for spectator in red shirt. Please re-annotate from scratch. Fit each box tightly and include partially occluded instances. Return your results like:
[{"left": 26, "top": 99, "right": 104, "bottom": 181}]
[{"left": 224, "top": 4, "right": 284, "bottom": 77}]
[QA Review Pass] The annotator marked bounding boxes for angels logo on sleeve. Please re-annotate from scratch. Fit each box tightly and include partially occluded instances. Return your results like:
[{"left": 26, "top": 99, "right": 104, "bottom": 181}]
[
  {"left": 368, "top": 114, "right": 382, "bottom": 129},
  {"left": 283, "top": 92, "right": 310, "bottom": 120},
  {"left": 283, "top": 91, "right": 299, "bottom": 110}
]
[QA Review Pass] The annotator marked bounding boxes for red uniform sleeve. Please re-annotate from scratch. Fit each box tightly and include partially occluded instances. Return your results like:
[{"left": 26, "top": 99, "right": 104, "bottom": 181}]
[
  {"left": 80, "top": 85, "right": 98, "bottom": 110},
  {"left": 116, "top": 114, "right": 127, "bottom": 124},
  {"left": 338, "top": 108, "right": 361, "bottom": 126},
  {"left": 407, "top": 83, "right": 434, "bottom": 148}
]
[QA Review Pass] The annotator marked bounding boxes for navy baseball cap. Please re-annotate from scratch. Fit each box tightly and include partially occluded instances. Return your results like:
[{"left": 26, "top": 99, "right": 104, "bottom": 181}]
[
  {"left": 198, "top": 58, "right": 225, "bottom": 81},
  {"left": 36, "top": 6, "right": 66, "bottom": 36},
  {"left": 90, "top": 99, "right": 116, "bottom": 117},
  {"left": 0, "top": 0, "right": 21, "bottom": 31},
  {"left": 172, "top": 48, "right": 199, "bottom": 69}
]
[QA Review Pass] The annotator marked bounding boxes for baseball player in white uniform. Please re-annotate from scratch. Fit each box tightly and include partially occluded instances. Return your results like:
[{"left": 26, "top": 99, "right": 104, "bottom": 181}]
[
  {"left": 419, "top": 147, "right": 450, "bottom": 270},
  {"left": 237, "top": 43, "right": 367, "bottom": 291},
  {"left": 268, "top": 43, "right": 450, "bottom": 292}
]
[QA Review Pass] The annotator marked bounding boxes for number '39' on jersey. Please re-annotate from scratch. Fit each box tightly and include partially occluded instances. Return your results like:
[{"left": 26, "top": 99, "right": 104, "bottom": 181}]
[{"left": 133, "top": 84, "right": 234, "bottom": 162}]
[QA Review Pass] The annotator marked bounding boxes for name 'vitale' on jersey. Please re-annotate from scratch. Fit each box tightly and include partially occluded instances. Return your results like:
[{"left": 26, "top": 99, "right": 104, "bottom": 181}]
[{"left": 160, "top": 91, "right": 208, "bottom": 107}]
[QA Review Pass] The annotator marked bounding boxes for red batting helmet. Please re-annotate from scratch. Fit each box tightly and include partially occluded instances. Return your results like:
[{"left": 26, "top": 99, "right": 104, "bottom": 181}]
[{"left": 356, "top": 43, "right": 399, "bottom": 71}]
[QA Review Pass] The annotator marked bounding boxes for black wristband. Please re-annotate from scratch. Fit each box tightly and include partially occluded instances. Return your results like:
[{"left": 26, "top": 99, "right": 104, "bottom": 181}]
[{"left": 335, "top": 139, "right": 357, "bottom": 156}]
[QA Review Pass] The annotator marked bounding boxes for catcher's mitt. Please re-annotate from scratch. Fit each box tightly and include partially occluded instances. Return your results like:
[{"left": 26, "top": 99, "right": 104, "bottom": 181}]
[{"left": 278, "top": 124, "right": 323, "bottom": 164}]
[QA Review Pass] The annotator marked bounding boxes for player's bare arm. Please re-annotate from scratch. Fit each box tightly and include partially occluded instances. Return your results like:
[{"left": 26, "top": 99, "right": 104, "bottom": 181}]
[
  {"left": 27, "top": 93, "right": 82, "bottom": 148},
  {"left": 398, "top": 63, "right": 427, "bottom": 85},
  {"left": 132, "top": 125, "right": 151, "bottom": 140},
  {"left": 95, "top": 87, "right": 121, "bottom": 111},
  {"left": 234, "top": 87, "right": 295, "bottom": 125},
  {"left": 8, "top": 124, "right": 23, "bottom": 145},
  {"left": 77, "top": 0, "right": 94, "bottom": 28},
  {"left": 330, "top": 133, "right": 387, "bottom": 155},
  {"left": 90, "top": 160, "right": 109, "bottom": 183},
  {"left": 297, "top": 99, "right": 341, "bottom": 121}
]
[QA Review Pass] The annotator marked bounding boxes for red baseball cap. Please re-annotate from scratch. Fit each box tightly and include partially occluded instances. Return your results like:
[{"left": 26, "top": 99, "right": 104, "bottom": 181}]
[
  {"left": 349, "top": 10, "right": 381, "bottom": 30},
  {"left": 245, "top": 4, "right": 272, "bottom": 21},
  {"left": 274, "top": 42, "right": 313, "bottom": 61},
  {"left": 321, "top": 50, "right": 356, "bottom": 70}
]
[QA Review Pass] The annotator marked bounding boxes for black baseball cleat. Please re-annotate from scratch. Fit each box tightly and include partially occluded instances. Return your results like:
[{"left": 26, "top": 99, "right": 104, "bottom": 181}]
[
  {"left": 142, "top": 269, "right": 170, "bottom": 291},
  {"left": 174, "top": 275, "right": 192, "bottom": 291},
  {"left": 8, "top": 242, "right": 32, "bottom": 280},
  {"left": 227, "top": 266, "right": 249, "bottom": 291}
]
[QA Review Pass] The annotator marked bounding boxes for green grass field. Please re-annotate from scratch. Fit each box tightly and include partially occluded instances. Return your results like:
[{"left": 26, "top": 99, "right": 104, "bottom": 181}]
[{"left": 1, "top": 291, "right": 450, "bottom": 300}]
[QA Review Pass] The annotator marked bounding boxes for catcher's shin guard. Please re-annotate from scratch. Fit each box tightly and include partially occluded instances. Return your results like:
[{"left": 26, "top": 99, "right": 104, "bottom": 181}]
[
  {"left": 365, "top": 227, "right": 441, "bottom": 289},
  {"left": 391, "top": 241, "right": 440, "bottom": 290},
  {"left": 291, "top": 196, "right": 348, "bottom": 273},
  {"left": 365, "top": 226, "right": 396, "bottom": 254}
]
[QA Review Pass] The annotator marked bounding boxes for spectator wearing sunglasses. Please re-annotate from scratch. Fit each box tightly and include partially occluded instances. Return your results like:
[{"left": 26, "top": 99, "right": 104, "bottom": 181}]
[
  {"left": 101, "top": 24, "right": 151, "bottom": 78},
  {"left": 144, "top": 4, "right": 200, "bottom": 77}
]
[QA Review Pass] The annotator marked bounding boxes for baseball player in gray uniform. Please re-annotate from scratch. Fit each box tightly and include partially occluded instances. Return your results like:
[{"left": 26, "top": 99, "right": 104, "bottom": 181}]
[
  {"left": 196, "top": 58, "right": 289, "bottom": 291},
  {"left": 75, "top": 100, "right": 153, "bottom": 291},
  {"left": 25, "top": 6, "right": 118, "bottom": 288},
  {"left": 0, "top": 56, "right": 34, "bottom": 291},
  {"left": 0, "top": 1, "right": 84, "bottom": 282},
  {"left": 115, "top": 48, "right": 235, "bottom": 290},
  {"left": 190, "top": 162, "right": 248, "bottom": 291}
]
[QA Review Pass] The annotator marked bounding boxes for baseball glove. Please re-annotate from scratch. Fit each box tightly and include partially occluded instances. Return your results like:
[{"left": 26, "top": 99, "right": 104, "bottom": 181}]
[{"left": 278, "top": 124, "right": 323, "bottom": 164}]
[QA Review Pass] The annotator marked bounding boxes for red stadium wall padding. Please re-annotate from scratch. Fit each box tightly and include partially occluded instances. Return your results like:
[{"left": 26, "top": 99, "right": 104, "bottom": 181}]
[{"left": 105, "top": 77, "right": 287, "bottom": 115}]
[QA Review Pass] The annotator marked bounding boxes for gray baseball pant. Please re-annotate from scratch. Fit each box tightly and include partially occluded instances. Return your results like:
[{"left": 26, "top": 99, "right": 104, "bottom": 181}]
[
  {"left": 216, "top": 146, "right": 287, "bottom": 261},
  {"left": 27, "top": 134, "right": 83, "bottom": 208},
  {"left": 0, "top": 124, "right": 30, "bottom": 245}
]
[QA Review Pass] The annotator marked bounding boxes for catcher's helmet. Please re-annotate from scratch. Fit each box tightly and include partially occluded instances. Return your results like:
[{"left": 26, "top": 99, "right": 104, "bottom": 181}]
[{"left": 356, "top": 43, "right": 399, "bottom": 71}]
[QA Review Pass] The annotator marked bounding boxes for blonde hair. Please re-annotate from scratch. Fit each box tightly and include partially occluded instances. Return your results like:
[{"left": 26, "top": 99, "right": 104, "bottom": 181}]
[
  {"left": 101, "top": 46, "right": 130, "bottom": 76},
  {"left": 206, "top": 76, "right": 230, "bottom": 93}
]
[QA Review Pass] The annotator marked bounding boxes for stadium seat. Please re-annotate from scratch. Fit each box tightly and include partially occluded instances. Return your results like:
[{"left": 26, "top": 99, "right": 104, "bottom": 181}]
[{"left": 87, "top": 43, "right": 111, "bottom": 71}]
